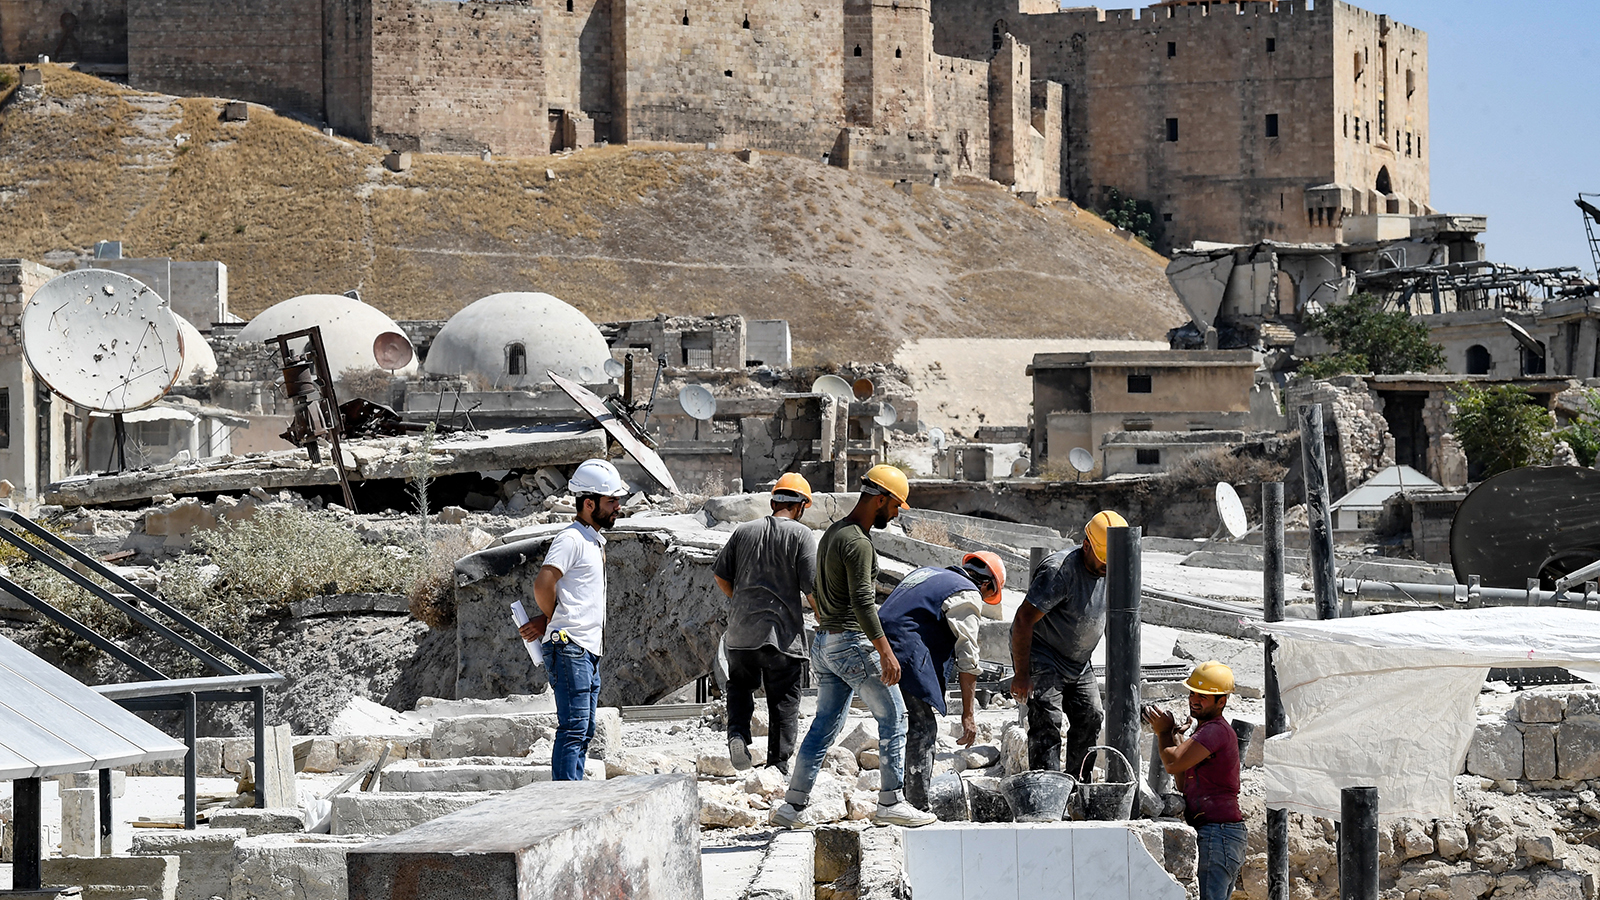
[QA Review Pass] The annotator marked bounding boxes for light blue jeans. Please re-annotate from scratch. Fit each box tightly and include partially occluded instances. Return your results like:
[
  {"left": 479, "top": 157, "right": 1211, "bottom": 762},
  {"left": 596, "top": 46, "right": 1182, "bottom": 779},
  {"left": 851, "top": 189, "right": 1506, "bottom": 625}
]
[
  {"left": 1196, "top": 821, "right": 1248, "bottom": 900},
  {"left": 785, "top": 631, "right": 908, "bottom": 808},
  {"left": 545, "top": 637, "right": 601, "bottom": 781}
]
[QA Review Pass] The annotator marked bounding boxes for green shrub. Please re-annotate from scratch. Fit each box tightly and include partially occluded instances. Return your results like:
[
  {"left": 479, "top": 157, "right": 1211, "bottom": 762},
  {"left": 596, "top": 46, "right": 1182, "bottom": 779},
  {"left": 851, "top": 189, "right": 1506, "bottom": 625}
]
[
  {"left": 194, "top": 507, "right": 416, "bottom": 609},
  {"left": 1452, "top": 383, "right": 1554, "bottom": 477}
]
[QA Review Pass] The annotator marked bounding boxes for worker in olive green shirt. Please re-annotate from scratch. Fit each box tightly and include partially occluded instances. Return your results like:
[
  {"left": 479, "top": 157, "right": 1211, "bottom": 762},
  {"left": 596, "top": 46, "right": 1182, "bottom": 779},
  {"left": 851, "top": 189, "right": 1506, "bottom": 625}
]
[{"left": 772, "top": 465, "right": 936, "bottom": 829}]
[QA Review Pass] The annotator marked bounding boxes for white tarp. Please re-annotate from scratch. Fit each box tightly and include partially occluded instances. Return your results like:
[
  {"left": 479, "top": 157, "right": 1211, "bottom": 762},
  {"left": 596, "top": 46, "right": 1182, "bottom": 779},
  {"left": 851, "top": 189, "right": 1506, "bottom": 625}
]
[{"left": 1259, "top": 608, "right": 1600, "bottom": 821}]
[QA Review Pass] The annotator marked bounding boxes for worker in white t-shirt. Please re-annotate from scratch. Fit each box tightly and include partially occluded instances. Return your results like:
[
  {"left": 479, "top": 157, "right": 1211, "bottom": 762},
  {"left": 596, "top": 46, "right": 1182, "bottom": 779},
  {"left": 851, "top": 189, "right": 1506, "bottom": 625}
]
[{"left": 517, "top": 458, "right": 631, "bottom": 780}]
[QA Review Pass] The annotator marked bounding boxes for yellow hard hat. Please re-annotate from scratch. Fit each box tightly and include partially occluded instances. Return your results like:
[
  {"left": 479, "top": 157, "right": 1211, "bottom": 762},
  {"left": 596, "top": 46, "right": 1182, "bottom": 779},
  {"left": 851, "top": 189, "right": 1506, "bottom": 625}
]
[
  {"left": 1185, "top": 660, "right": 1235, "bottom": 695},
  {"left": 1083, "top": 510, "right": 1128, "bottom": 566},
  {"left": 861, "top": 464, "right": 911, "bottom": 507},
  {"left": 772, "top": 472, "right": 813, "bottom": 507}
]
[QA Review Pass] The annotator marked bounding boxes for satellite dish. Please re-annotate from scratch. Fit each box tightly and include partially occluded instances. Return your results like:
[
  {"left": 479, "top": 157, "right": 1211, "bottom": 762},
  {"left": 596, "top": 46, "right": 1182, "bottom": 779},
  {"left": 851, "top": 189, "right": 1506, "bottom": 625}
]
[
  {"left": 603, "top": 358, "right": 625, "bottom": 379},
  {"left": 1010, "top": 457, "right": 1030, "bottom": 477},
  {"left": 372, "top": 331, "right": 415, "bottom": 372},
  {"left": 928, "top": 427, "right": 947, "bottom": 451},
  {"left": 812, "top": 374, "right": 854, "bottom": 402},
  {"left": 1068, "top": 447, "right": 1095, "bottom": 474},
  {"left": 21, "top": 269, "right": 184, "bottom": 413},
  {"left": 1215, "top": 481, "right": 1248, "bottom": 539},
  {"left": 852, "top": 378, "right": 875, "bottom": 401},
  {"left": 579, "top": 365, "right": 599, "bottom": 383},
  {"left": 680, "top": 384, "right": 718, "bottom": 421},
  {"left": 873, "top": 403, "right": 898, "bottom": 427},
  {"left": 1502, "top": 317, "right": 1545, "bottom": 359}
]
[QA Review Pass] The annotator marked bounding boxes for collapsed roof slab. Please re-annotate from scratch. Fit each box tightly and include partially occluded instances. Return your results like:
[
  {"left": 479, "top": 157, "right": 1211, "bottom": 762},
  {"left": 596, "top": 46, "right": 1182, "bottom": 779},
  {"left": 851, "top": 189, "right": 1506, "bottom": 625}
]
[{"left": 45, "top": 425, "right": 608, "bottom": 508}]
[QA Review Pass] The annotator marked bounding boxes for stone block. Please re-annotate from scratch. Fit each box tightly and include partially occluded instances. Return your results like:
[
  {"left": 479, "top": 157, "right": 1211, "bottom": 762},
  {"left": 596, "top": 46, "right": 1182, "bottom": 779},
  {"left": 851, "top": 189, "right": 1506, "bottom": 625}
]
[
  {"left": 61, "top": 787, "right": 100, "bottom": 857},
  {"left": 746, "top": 831, "right": 812, "bottom": 900},
  {"left": 591, "top": 707, "right": 621, "bottom": 759},
  {"left": 42, "top": 854, "right": 178, "bottom": 900},
  {"left": 261, "top": 724, "right": 297, "bottom": 809},
  {"left": 857, "top": 826, "right": 905, "bottom": 899},
  {"left": 814, "top": 825, "right": 865, "bottom": 884},
  {"left": 231, "top": 834, "right": 371, "bottom": 900},
  {"left": 331, "top": 792, "right": 498, "bottom": 836},
  {"left": 1515, "top": 692, "right": 1565, "bottom": 724},
  {"left": 1465, "top": 719, "right": 1522, "bottom": 781},
  {"left": 223, "top": 101, "right": 249, "bottom": 122},
  {"left": 346, "top": 774, "right": 700, "bottom": 900},
  {"left": 1563, "top": 689, "right": 1600, "bottom": 718},
  {"left": 1523, "top": 724, "right": 1558, "bottom": 782},
  {"left": 1557, "top": 715, "right": 1600, "bottom": 780},
  {"left": 379, "top": 764, "right": 585, "bottom": 792},
  {"left": 143, "top": 499, "right": 217, "bottom": 540},
  {"left": 383, "top": 151, "right": 412, "bottom": 172},
  {"left": 222, "top": 737, "right": 253, "bottom": 774},
  {"left": 197, "top": 738, "right": 225, "bottom": 777},
  {"left": 296, "top": 738, "right": 338, "bottom": 774},
  {"left": 132, "top": 828, "right": 246, "bottom": 900},
  {"left": 430, "top": 715, "right": 555, "bottom": 759},
  {"left": 206, "top": 809, "right": 305, "bottom": 836}
]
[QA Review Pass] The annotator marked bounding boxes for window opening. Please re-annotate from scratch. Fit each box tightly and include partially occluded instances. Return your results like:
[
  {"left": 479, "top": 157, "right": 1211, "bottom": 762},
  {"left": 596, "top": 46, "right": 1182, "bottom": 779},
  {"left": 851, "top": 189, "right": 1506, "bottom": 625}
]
[
  {"left": 1136, "top": 448, "right": 1161, "bottom": 466},
  {"left": 1265, "top": 113, "right": 1279, "bottom": 138},
  {"left": 1167, "top": 41, "right": 1176, "bottom": 58},
  {"left": 992, "top": 20, "right": 1006, "bottom": 52},
  {"left": 507, "top": 343, "right": 526, "bottom": 376},
  {"left": 682, "top": 11, "right": 689, "bottom": 25},
  {"left": 1465, "top": 345, "right": 1492, "bottom": 375},
  {"left": 742, "top": 14, "right": 749, "bottom": 28},
  {"left": 853, "top": 45, "right": 862, "bottom": 56},
  {"left": 1127, "top": 374, "right": 1152, "bottom": 393},
  {"left": 1165, "top": 118, "right": 1178, "bottom": 142},
  {"left": 0, "top": 388, "right": 9, "bottom": 449},
  {"left": 1375, "top": 166, "right": 1391, "bottom": 195},
  {"left": 1266, "top": 37, "right": 1275, "bottom": 52},
  {"left": 724, "top": 70, "right": 733, "bottom": 77},
  {"left": 1162, "top": 212, "right": 1173, "bottom": 222},
  {"left": 895, "top": 47, "right": 901, "bottom": 58}
]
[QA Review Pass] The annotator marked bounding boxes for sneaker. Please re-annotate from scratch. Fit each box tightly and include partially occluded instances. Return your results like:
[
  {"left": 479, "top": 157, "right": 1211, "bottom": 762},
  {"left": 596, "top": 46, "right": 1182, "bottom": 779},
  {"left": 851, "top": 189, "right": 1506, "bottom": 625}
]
[
  {"left": 729, "top": 736, "right": 753, "bottom": 771},
  {"left": 872, "top": 800, "right": 937, "bottom": 828},
  {"left": 771, "top": 802, "right": 812, "bottom": 830}
]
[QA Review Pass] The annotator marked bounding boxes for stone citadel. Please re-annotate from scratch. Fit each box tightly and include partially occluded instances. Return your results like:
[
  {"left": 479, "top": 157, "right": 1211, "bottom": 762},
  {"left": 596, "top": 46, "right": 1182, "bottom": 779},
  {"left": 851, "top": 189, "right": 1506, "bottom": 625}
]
[{"left": 2, "top": 0, "right": 1428, "bottom": 249}]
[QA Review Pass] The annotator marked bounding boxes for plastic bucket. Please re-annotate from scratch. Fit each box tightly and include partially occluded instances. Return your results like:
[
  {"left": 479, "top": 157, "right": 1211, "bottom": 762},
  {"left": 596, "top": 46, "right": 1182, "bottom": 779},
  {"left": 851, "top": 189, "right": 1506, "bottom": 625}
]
[
  {"left": 927, "top": 774, "right": 970, "bottom": 822},
  {"left": 999, "top": 770, "right": 1078, "bottom": 822},
  {"left": 1076, "top": 745, "right": 1137, "bottom": 821},
  {"left": 965, "top": 777, "right": 1013, "bottom": 823}
]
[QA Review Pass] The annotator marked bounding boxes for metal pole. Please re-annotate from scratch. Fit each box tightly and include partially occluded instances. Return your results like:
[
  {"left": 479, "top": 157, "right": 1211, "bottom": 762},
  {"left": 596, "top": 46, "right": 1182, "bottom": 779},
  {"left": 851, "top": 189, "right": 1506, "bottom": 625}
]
[
  {"left": 1298, "top": 404, "right": 1339, "bottom": 620},
  {"left": 1339, "top": 786, "right": 1380, "bottom": 900},
  {"left": 1105, "top": 525, "right": 1143, "bottom": 788},
  {"left": 1030, "top": 546, "right": 1046, "bottom": 581},
  {"left": 15, "top": 776, "right": 40, "bottom": 890},
  {"left": 1263, "top": 481, "right": 1289, "bottom": 900},
  {"left": 184, "top": 691, "right": 198, "bottom": 829},
  {"left": 100, "top": 767, "right": 114, "bottom": 855},
  {"left": 252, "top": 684, "right": 267, "bottom": 809}
]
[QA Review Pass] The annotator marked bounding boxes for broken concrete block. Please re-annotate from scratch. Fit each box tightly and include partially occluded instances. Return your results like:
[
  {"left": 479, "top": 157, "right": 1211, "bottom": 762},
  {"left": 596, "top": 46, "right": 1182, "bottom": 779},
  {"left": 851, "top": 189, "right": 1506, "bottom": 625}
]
[
  {"left": 697, "top": 751, "right": 738, "bottom": 778},
  {"left": 1557, "top": 715, "right": 1600, "bottom": 780},
  {"left": 231, "top": 833, "right": 370, "bottom": 900},
  {"left": 42, "top": 854, "right": 178, "bottom": 900},
  {"left": 383, "top": 150, "right": 411, "bottom": 172},
  {"left": 824, "top": 745, "right": 859, "bottom": 778},
  {"left": 1515, "top": 692, "right": 1565, "bottom": 724},
  {"left": 207, "top": 808, "right": 305, "bottom": 836},
  {"left": 838, "top": 722, "right": 878, "bottom": 754},
  {"left": 700, "top": 782, "right": 762, "bottom": 828},
  {"left": 60, "top": 787, "right": 100, "bottom": 857},
  {"left": 1165, "top": 253, "right": 1234, "bottom": 332},
  {"left": 346, "top": 774, "right": 700, "bottom": 900},
  {"left": 745, "top": 830, "right": 810, "bottom": 900},
  {"left": 132, "top": 828, "right": 245, "bottom": 900},
  {"left": 429, "top": 715, "right": 555, "bottom": 759},
  {"left": 223, "top": 100, "right": 249, "bottom": 121},
  {"left": 1523, "top": 724, "right": 1558, "bottom": 782},
  {"left": 1465, "top": 719, "right": 1522, "bottom": 781},
  {"left": 379, "top": 764, "right": 555, "bottom": 792},
  {"left": 331, "top": 792, "right": 497, "bottom": 836},
  {"left": 143, "top": 498, "right": 218, "bottom": 541}
]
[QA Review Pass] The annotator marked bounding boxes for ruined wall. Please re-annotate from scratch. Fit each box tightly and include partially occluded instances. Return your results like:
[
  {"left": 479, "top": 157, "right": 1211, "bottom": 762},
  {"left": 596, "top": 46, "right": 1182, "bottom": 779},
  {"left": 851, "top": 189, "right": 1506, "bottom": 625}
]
[
  {"left": 0, "top": 0, "right": 127, "bottom": 65},
  {"left": 929, "top": 54, "right": 990, "bottom": 178},
  {"left": 126, "top": 0, "right": 326, "bottom": 116},
  {"left": 367, "top": 0, "right": 546, "bottom": 156}
]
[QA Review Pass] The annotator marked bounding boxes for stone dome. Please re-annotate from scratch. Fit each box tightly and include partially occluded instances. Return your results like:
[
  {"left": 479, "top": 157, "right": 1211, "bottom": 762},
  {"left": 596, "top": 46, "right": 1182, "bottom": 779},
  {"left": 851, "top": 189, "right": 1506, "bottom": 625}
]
[
  {"left": 237, "top": 294, "right": 418, "bottom": 379},
  {"left": 424, "top": 292, "right": 610, "bottom": 389}
]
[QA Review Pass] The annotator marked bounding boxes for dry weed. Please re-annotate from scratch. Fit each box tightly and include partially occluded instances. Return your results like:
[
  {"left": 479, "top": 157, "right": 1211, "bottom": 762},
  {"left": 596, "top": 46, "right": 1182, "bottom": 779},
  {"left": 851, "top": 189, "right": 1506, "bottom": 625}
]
[
  {"left": 906, "top": 518, "right": 953, "bottom": 547},
  {"left": 1160, "top": 446, "right": 1288, "bottom": 496},
  {"left": 408, "top": 529, "right": 479, "bottom": 629}
]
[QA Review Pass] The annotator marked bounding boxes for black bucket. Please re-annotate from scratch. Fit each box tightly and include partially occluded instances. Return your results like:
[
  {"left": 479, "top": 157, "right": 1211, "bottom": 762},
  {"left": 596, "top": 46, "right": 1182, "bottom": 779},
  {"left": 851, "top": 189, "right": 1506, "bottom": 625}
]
[
  {"left": 965, "top": 776, "right": 1013, "bottom": 822},
  {"left": 1076, "top": 745, "right": 1137, "bottom": 821},
  {"left": 999, "top": 770, "right": 1078, "bottom": 822},
  {"left": 927, "top": 774, "right": 970, "bottom": 821}
]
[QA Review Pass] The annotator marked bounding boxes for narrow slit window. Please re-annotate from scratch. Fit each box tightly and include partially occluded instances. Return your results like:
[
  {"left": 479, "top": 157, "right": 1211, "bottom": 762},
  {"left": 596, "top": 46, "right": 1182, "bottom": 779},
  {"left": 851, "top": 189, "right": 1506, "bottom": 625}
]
[
  {"left": 895, "top": 47, "right": 902, "bottom": 58},
  {"left": 1165, "top": 118, "right": 1178, "bottom": 142},
  {"left": 1167, "top": 41, "right": 1176, "bottom": 58},
  {"left": 508, "top": 344, "right": 527, "bottom": 376},
  {"left": 742, "top": 14, "right": 750, "bottom": 28},
  {"left": 682, "top": 11, "right": 690, "bottom": 25},
  {"left": 1266, "top": 37, "right": 1275, "bottom": 52},
  {"left": 853, "top": 45, "right": 862, "bottom": 56},
  {"left": 1265, "top": 113, "right": 1279, "bottom": 137}
]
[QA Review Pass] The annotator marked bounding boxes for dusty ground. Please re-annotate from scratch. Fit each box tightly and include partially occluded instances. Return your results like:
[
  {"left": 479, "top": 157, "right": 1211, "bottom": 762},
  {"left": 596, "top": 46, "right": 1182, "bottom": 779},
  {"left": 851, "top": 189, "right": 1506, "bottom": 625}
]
[{"left": 0, "top": 65, "right": 1186, "bottom": 365}]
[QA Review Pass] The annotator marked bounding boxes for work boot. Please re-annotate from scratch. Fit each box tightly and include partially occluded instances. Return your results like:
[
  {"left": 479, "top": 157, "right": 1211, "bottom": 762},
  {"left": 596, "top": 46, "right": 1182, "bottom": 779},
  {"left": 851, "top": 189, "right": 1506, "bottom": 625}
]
[
  {"left": 872, "top": 800, "right": 937, "bottom": 828},
  {"left": 771, "top": 802, "right": 811, "bottom": 830},
  {"left": 729, "top": 736, "right": 753, "bottom": 771}
]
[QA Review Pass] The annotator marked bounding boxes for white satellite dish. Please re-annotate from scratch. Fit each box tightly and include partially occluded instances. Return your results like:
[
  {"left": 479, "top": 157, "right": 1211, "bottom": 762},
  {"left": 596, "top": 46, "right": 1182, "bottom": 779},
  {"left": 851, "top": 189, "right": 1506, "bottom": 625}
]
[
  {"left": 1215, "top": 481, "right": 1248, "bottom": 540},
  {"left": 603, "top": 358, "right": 625, "bottom": 379},
  {"left": 928, "top": 427, "right": 947, "bottom": 451},
  {"left": 874, "top": 403, "right": 898, "bottom": 427},
  {"left": 1068, "top": 447, "right": 1095, "bottom": 474},
  {"left": 21, "top": 269, "right": 184, "bottom": 413},
  {"left": 680, "top": 384, "right": 718, "bottom": 421},
  {"left": 811, "top": 374, "right": 854, "bottom": 402},
  {"left": 579, "top": 365, "right": 599, "bottom": 383},
  {"left": 1010, "top": 457, "right": 1030, "bottom": 477}
]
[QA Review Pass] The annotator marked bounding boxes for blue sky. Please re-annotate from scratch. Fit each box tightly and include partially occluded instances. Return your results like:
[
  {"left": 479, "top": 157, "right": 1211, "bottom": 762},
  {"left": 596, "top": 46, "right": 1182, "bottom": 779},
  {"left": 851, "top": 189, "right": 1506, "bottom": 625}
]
[{"left": 1372, "top": 0, "right": 1600, "bottom": 275}]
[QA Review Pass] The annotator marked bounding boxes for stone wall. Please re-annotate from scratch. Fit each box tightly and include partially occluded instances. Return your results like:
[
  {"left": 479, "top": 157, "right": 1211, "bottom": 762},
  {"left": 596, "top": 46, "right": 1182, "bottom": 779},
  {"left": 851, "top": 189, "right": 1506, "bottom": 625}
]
[
  {"left": 0, "top": 0, "right": 128, "bottom": 65},
  {"left": 126, "top": 0, "right": 327, "bottom": 116},
  {"left": 1285, "top": 376, "right": 1394, "bottom": 500},
  {"left": 1466, "top": 688, "right": 1600, "bottom": 786}
]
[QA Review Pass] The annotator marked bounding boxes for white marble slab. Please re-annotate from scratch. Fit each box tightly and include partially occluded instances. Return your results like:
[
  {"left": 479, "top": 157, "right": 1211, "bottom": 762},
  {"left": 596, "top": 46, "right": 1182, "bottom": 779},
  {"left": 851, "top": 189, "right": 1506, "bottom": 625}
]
[
  {"left": 1071, "top": 823, "right": 1131, "bottom": 900},
  {"left": 903, "top": 825, "right": 965, "bottom": 900},
  {"left": 1017, "top": 824, "right": 1075, "bottom": 899},
  {"left": 963, "top": 825, "right": 1019, "bottom": 898}
]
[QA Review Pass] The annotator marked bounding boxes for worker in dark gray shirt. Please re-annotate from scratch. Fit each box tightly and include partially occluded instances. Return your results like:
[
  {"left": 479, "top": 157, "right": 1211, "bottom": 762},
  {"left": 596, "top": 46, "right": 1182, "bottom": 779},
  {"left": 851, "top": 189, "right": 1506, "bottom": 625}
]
[
  {"left": 1010, "top": 510, "right": 1126, "bottom": 777},
  {"left": 713, "top": 474, "right": 818, "bottom": 775}
]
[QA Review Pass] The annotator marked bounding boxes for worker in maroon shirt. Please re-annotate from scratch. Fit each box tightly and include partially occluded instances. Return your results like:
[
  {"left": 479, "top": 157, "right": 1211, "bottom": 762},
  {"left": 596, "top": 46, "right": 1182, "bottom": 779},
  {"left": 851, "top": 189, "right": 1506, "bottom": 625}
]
[{"left": 1145, "top": 661, "right": 1245, "bottom": 900}]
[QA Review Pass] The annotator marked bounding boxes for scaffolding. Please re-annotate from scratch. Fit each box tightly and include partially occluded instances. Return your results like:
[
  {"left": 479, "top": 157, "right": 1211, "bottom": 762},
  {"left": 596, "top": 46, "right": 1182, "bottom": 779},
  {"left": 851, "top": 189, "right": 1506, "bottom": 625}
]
[{"left": 1578, "top": 193, "right": 1600, "bottom": 281}]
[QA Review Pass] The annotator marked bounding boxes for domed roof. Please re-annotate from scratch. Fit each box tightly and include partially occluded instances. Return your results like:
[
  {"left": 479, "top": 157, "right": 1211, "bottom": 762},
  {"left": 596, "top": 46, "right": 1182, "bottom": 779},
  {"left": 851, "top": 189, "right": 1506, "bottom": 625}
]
[
  {"left": 237, "top": 294, "right": 418, "bottom": 379},
  {"left": 174, "top": 314, "right": 216, "bottom": 383},
  {"left": 424, "top": 292, "right": 610, "bottom": 389}
]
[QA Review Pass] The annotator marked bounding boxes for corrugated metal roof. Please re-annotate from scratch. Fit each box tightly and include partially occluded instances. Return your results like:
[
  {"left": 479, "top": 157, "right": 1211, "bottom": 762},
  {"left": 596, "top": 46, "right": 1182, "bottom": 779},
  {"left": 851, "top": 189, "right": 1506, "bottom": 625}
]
[{"left": 0, "top": 634, "right": 186, "bottom": 780}]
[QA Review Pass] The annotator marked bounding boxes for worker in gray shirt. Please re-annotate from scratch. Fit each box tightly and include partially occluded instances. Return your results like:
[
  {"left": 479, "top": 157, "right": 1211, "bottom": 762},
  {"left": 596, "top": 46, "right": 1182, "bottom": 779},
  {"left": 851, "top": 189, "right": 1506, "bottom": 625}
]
[{"left": 713, "top": 474, "right": 819, "bottom": 774}]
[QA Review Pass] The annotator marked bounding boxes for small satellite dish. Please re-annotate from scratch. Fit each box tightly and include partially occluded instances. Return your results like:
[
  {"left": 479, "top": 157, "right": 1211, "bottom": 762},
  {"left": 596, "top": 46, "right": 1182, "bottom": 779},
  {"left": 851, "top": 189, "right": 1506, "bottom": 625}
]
[
  {"left": 1068, "top": 447, "right": 1095, "bottom": 474},
  {"left": 603, "top": 358, "right": 625, "bottom": 379},
  {"left": 680, "top": 384, "right": 717, "bottom": 421},
  {"left": 812, "top": 374, "right": 854, "bottom": 402},
  {"left": 579, "top": 365, "right": 599, "bottom": 383},
  {"left": 1010, "top": 457, "right": 1030, "bottom": 477},
  {"left": 853, "top": 377, "right": 875, "bottom": 401},
  {"left": 21, "top": 269, "right": 184, "bottom": 413},
  {"left": 1215, "top": 481, "right": 1248, "bottom": 539},
  {"left": 928, "top": 427, "right": 947, "bottom": 451},
  {"left": 1502, "top": 317, "right": 1545, "bottom": 359},
  {"left": 873, "top": 403, "right": 898, "bottom": 427},
  {"left": 372, "top": 331, "right": 415, "bottom": 371}
]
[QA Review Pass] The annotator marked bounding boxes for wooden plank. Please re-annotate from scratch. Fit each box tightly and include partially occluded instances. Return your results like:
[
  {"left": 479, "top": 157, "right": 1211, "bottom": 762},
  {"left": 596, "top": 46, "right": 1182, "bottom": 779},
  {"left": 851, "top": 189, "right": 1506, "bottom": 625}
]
[{"left": 260, "top": 724, "right": 297, "bottom": 809}]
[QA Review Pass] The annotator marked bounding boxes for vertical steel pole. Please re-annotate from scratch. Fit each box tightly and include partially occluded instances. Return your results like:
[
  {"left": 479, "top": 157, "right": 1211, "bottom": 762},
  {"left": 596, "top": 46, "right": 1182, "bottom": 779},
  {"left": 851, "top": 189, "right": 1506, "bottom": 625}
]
[
  {"left": 253, "top": 685, "right": 267, "bottom": 809},
  {"left": 1105, "top": 525, "right": 1143, "bottom": 788},
  {"left": 99, "top": 767, "right": 114, "bottom": 855},
  {"left": 1030, "top": 546, "right": 1046, "bottom": 581},
  {"left": 184, "top": 692, "right": 198, "bottom": 830},
  {"left": 15, "top": 776, "right": 41, "bottom": 890},
  {"left": 1339, "top": 786, "right": 1380, "bottom": 900},
  {"left": 1263, "top": 481, "right": 1289, "bottom": 900},
  {"left": 1299, "top": 404, "right": 1339, "bottom": 620}
]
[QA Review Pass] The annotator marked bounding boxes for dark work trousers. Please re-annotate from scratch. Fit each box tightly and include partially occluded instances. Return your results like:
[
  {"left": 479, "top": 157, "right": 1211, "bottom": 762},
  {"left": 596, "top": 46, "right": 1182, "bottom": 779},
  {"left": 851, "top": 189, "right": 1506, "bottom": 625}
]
[
  {"left": 903, "top": 694, "right": 940, "bottom": 811},
  {"left": 725, "top": 646, "right": 804, "bottom": 774},
  {"left": 1026, "top": 663, "right": 1104, "bottom": 778}
]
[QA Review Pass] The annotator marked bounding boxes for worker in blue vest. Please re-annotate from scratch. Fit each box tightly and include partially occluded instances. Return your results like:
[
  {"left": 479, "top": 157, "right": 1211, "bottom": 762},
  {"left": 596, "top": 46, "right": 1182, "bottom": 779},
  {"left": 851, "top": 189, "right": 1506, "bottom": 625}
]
[{"left": 878, "top": 551, "right": 1006, "bottom": 812}]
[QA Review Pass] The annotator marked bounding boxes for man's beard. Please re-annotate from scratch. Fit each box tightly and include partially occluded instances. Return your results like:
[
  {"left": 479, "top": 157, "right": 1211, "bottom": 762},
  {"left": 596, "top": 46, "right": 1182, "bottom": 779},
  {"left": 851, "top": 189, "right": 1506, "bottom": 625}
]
[
  {"left": 592, "top": 507, "right": 618, "bottom": 529},
  {"left": 873, "top": 507, "right": 891, "bottom": 529}
]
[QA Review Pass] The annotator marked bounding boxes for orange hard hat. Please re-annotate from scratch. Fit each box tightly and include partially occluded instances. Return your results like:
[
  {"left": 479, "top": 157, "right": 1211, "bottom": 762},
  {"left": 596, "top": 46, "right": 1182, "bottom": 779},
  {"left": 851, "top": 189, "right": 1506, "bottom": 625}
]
[
  {"left": 772, "top": 472, "right": 813, "bottom": 507},
  {"left": 961, "top": 551, "right": 1007, "bottom": 604}
]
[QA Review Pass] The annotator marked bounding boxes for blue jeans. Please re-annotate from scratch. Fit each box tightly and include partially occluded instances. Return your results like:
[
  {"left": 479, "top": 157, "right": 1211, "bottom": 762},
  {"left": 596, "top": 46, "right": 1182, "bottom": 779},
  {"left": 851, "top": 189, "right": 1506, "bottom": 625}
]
[
  {"left": 785, "top": 631, "right": 908, "bottom": 808},
  {"left": 545, "top": 638, "right": 601, "bottom": 781},
  {"left": 1196, "top": 821, "right": 1248, "bottom": 900}
]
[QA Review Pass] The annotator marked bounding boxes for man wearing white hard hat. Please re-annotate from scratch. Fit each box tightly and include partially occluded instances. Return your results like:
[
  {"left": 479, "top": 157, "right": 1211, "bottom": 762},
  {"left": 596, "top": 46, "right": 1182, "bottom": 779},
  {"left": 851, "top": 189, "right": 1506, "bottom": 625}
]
[{"left": 517, "top": 458, "right": 631, "bottom": 780}]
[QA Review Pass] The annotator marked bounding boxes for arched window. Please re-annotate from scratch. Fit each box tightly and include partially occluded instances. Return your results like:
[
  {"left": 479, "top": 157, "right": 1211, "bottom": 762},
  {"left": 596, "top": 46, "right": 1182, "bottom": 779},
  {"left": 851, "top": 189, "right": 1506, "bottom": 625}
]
[
  {"left": 992, "top": 19, "right": 1007, "bottom": 52},
  {"left": 1522, "top": 342, "right": 1547, "bottom": 376},
  {"left": 1465, "top": 344, "right": 1491, "bottom": 375},
  {"left": 1375, "top": 166, "right": 1392, "bottom": 195},
  {"left": 508, "top": 343, "right": 527, "bottom": 376}
]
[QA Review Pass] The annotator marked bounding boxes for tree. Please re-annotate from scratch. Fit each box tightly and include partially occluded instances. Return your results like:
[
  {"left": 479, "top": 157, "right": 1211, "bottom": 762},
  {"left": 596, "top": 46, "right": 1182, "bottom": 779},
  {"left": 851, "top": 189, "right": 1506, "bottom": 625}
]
[
  {"left": 1452, "top": 383, "right": 1554, "bottom": 478},
  {"left": 1300, "top": 293, "right": 1446, "bottom": 377}
]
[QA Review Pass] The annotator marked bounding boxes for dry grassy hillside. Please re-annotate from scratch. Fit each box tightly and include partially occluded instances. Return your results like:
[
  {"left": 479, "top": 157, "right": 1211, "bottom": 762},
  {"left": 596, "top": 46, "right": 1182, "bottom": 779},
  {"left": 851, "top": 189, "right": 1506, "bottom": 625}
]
[{"left": 0, "top": 65, "right": 1185, "bottom": 363}]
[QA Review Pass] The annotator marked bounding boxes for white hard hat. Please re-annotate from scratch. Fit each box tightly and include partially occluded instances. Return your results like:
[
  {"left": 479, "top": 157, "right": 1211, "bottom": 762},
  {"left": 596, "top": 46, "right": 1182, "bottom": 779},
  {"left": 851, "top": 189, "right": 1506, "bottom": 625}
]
[{"left": 568, "top": 458, "right": 631, "bottom": 497}]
